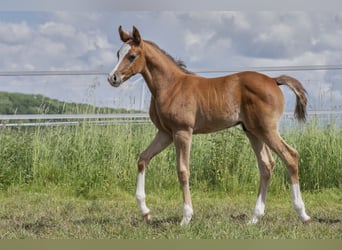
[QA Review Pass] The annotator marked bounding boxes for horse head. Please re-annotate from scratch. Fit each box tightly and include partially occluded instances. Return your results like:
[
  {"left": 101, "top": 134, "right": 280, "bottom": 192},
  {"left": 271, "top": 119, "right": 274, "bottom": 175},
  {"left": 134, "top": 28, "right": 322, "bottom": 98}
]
[{"left": 108, "top": 26, "right": 146, "bottom": 87}]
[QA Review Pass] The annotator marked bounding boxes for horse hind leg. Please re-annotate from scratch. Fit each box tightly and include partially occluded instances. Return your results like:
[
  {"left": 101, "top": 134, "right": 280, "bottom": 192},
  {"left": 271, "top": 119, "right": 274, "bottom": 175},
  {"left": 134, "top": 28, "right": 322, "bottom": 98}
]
[
  {"left": 246, "top": 131, "right": 275, "bottom": 224},
  {"left": 261, "top": 130, "right": 311, "bottom": 223}
]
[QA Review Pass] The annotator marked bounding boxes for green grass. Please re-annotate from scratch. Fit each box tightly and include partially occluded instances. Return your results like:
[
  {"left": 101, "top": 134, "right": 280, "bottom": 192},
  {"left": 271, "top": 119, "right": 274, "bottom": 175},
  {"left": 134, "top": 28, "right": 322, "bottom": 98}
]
[
  {"left": 0, "top": 188, "right": 341, "bottom": 239},
  {"left": 1, "top": 119, "right": 341, "bottom": 196},
  {"left": 0, "top": 118, "right": 341, "bottom": 238}
]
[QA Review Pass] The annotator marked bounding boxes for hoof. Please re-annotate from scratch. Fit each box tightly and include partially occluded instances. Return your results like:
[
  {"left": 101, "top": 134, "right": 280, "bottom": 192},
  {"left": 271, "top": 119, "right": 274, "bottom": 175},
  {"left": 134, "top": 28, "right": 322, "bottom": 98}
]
[
  {"left": 303, "top": 217, "right": 312, "bottom": 224},
  {"left": 300, "top": 214, "right": 311, "bottom": 224},
  {"left": 180, "top": 217, "right": 191, "bottom": 226},
  {"left": 247, "top": 216, "right": 259, "bottom": 225},
  {"left": 180, "top": 204, "right": 193, "bottom": 226},
  {"left": 143, "top": 213, "right": 151, "bottom": 223}
]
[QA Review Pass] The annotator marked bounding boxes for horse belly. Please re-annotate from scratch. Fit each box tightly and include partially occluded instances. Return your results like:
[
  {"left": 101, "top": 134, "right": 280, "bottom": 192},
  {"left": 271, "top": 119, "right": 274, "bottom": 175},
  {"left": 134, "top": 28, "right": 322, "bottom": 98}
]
[{"left": 193, "top": 110, "right": 240, "bottom": 134}]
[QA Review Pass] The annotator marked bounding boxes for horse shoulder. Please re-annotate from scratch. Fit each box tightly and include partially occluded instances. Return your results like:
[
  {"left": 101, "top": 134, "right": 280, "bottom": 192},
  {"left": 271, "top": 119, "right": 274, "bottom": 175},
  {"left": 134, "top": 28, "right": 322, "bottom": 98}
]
[{"left": 148, "top": 97, "right": 171, "bottom": 134}]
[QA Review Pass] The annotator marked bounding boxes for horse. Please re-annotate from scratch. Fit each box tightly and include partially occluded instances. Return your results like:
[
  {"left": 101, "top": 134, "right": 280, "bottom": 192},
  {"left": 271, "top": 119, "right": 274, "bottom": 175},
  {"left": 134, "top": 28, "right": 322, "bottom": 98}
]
[{"left": 108, "top": 26, "right": 311, "bottom": 226}]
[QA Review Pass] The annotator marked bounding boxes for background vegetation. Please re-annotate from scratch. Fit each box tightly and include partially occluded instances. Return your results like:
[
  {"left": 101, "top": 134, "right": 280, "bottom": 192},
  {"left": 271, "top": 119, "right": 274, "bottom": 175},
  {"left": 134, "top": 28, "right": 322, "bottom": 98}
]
[
  {"left": 0, "top": 120, "right": 341, "bottom": 197},
  {"left": 0, "top": 91, "right": 341, "bottom": 239},
  {"left": 0, "top": 91, "right": 136, "bottom": 114}
]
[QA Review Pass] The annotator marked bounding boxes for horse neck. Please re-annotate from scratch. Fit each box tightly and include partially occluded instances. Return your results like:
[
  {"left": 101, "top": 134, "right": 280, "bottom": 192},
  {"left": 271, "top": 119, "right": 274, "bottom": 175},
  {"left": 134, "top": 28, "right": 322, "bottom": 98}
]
[{"left": 141, "top": 42, "right": 184, "bottom": 97}]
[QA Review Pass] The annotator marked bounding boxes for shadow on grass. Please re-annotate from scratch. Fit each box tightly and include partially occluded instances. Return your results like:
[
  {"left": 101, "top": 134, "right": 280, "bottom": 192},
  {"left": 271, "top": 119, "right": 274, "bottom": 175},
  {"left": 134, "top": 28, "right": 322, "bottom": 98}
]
[
  {"left": 148, "top": 216, "right": 180, "bottom": 228},
  {"left": 130, "top": 216, "right": 180, "bottom": 229},
  {"left": 20, "top": 217, "right": 57, "bottom": 235},
  {"left": 229, "top": 214, "right": 342, "bottom": 225},
  {"left": 313, "top": 216, "right": 341, "bottom": 224},
  {"left": 230, "top": 213, "right": 248, "bottom": 222},
  {"left": 73, "top": 217, "right": 120, "bottom": 226}
]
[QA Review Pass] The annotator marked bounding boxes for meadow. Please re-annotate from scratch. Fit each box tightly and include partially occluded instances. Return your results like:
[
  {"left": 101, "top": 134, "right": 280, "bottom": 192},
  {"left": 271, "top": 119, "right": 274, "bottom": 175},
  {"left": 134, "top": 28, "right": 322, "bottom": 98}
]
[{"left": 0, "top": 117, "right": 341, "bottom": 238}]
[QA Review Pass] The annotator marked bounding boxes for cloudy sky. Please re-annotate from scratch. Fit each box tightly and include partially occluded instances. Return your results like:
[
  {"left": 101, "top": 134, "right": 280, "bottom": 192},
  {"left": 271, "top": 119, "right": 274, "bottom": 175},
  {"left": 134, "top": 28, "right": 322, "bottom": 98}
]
[{"left": 0, "top": 1, "right": 342, "bottom": 111}]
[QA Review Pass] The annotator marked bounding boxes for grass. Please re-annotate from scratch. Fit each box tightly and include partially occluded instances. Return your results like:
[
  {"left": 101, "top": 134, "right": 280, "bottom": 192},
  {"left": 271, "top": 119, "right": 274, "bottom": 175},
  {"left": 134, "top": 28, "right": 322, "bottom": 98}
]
[
  {"left": 0, "top": 188, "right": 341, "bottom": 239},
  {"left": 1, "top": 119, "right": 341, "bottom": 195},
  {"left": 0, "top": 118, "right": 341, "bottom": 238}
]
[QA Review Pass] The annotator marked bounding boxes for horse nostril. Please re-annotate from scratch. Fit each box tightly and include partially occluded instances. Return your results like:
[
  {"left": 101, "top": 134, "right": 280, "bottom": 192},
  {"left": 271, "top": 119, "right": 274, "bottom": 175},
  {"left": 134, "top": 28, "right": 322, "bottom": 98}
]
[{"left": 113, "top": 74, "right": 117, "bottom": 82}]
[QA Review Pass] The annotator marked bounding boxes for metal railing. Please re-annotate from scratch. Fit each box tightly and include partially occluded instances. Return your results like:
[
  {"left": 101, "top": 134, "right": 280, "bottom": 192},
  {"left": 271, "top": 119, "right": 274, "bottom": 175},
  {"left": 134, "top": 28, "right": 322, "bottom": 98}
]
[
  {"left": 1, "top": 64, "right": 342, "bottom": 76},
  {"left": 1, "top": 65, "right": 341, "bottom": 127},
  {"left": 0, "top": 113, "right": 151, "bottom": 127},
  {"left": 1, "top": 111, "right": 341, "bottom": 127}
]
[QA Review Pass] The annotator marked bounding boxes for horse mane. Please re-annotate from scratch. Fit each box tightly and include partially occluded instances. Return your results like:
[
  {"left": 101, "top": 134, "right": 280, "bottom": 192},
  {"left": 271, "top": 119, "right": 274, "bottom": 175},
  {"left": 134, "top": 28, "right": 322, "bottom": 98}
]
[{"left": 144, "top": 40, "right": 195, "bottom": 75}]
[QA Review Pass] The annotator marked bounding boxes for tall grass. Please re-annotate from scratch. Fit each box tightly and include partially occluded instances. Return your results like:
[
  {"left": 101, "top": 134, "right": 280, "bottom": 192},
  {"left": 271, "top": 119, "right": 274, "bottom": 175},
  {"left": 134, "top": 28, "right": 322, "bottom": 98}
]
[{"left": 0, "top": 118, "right": 341, "bottom": 198}]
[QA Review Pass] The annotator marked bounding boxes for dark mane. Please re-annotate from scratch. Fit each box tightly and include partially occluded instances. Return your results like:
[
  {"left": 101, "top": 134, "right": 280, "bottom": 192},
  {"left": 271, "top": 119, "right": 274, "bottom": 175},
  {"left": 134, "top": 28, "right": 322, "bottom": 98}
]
[{"left": 144, "top": 40, "right": 194, "bottom": 75}]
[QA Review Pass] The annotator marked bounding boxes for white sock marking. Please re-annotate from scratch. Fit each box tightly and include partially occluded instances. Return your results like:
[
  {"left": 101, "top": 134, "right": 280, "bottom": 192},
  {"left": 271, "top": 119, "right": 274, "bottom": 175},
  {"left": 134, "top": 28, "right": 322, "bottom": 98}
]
[
  {"left": 180, "top": 203, "right": 193, "bottom": 226},
  {"left": 135, "top": 171, "right": 150, "bottom": 215},
  {"left": 291, "top": 184, "right": 311, "bottom": 222},
  {"left": 249, "top": 194, "right": 266, "bottom": 224}
]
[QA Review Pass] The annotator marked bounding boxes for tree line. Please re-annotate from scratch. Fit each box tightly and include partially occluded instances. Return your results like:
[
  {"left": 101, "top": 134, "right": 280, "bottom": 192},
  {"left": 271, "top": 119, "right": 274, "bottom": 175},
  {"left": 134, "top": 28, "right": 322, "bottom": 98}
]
[{"left": 0, "top": 91, "right": 134, "bottom": 114}]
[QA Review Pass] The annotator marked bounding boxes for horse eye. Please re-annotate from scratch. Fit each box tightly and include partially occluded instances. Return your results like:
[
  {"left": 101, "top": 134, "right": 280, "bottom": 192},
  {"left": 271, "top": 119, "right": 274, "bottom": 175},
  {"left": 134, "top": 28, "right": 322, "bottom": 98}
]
[{"left": 128, "top": 54, "right": 136, "bottom": 62}]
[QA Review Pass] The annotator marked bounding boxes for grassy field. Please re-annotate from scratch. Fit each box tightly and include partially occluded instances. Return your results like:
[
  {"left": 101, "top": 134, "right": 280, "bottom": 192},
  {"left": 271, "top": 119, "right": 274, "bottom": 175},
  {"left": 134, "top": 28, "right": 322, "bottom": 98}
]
[
  {"left": 0, "top": 118, "right": 341, "bottom": 238},
  {"left": 0, "top": 188, "right": 341, "bottom": 239}
]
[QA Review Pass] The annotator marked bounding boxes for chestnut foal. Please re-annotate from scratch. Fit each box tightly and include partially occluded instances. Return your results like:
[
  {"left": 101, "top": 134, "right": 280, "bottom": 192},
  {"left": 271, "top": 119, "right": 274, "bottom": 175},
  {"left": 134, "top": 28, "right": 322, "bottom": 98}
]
[{"left": 108, "top": 26, "right": 310, "bottom": 226}]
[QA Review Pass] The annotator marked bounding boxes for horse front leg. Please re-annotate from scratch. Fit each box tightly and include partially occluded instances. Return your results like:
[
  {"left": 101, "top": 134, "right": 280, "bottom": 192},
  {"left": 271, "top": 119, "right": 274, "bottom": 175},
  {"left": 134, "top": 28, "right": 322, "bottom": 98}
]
[
  {"left": 136, "top": 130, "right": 172, "bottom": 221},
  {"left": 173, "top": 130, "right": 193, "bottom": 226}
]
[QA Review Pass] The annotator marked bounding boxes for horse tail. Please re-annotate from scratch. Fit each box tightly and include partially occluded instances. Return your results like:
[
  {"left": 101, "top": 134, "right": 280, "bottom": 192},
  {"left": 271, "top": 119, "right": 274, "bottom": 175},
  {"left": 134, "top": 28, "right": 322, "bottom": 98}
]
[{"left": 275, "top": 75, "right": 308, "bottom": 122}]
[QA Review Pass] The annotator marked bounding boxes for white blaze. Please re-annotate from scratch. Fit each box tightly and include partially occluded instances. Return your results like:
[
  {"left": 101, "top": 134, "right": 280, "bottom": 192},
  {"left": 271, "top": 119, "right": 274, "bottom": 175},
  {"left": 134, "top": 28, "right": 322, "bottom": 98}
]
[{"left": 109, "top": 43, "right": 131, "bottom": 77}]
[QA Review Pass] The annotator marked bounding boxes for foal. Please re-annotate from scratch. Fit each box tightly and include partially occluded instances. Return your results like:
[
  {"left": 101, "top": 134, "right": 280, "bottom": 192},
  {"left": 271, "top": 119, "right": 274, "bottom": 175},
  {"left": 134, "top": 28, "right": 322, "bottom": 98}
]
[{"left": 108, "top": 26, "right": 311, "bottom": 225}]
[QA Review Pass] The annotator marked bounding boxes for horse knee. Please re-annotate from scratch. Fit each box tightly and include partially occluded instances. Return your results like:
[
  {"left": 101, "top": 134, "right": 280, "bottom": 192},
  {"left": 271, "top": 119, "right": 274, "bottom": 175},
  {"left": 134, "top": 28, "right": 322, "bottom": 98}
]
[
  {"left": 286, "top": 164, "right": 299, "bottom": 183},
  {"left": 138, "top": 157, "right": 149, "bottom": 172},
  {"left": 285, "top": 159, "right": 300, "bottom": 183},
  {"left": 286, "top": 150, "right": 299, "bottom": 176},
  {"left": 259, "top": 161, "right": 274, "bottom": 180},
  {"left": 258, "top": 148, "right": 275, "bottom": 179},
  {"left": 177, "top": 168, "right": 189, "bottom": 185},
  {"left": 291, "top": 148, "right": 299, "bottom": 160},
  {"left": 270, "top": 158, "right": 275, "bottom": 171}
]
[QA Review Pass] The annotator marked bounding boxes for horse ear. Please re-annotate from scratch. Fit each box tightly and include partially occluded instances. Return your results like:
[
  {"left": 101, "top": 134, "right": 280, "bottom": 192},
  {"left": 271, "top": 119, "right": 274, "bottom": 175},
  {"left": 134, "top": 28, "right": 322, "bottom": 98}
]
[
  {"left": 119, "top": 25, "right": 130, "bottom": 42},
  {"left": 132, "top": 26, "right": 141, "bottom": 45}
]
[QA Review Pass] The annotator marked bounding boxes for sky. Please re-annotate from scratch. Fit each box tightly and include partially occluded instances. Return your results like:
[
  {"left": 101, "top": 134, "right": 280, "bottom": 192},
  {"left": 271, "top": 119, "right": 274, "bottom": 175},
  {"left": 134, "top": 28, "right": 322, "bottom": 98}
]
[{"left": 0, "top": 1, "right": 342, "bottom": 111}]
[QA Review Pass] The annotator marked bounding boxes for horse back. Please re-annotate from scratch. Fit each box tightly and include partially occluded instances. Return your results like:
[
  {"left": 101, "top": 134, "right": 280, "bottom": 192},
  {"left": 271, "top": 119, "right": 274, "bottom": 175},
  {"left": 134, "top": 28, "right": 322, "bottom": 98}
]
[{"left": 149, "top": 71, "right": 284, "bottom": 134}]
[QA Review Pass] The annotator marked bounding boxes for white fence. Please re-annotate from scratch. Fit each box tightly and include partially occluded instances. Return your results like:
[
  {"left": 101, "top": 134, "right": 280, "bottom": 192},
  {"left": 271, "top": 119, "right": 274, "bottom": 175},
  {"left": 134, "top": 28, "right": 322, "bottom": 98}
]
[
  {"left": 1, "top": 64, "right": 342, "bottom": 76},
  {"left": 1, "top": 66, "right": 342, "bottom": 127},
  {"left": 1, "top": 111, "right": 341, "bottom": 127},
  {"left": 0, "top": 113, "right": 151, "bottom": 127}
]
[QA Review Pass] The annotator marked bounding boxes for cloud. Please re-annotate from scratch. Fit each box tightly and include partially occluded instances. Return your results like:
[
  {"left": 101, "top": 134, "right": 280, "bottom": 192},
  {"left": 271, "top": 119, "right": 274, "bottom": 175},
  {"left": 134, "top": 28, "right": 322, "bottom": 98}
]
[
  {"left": 0, "top": 21, "right": 33, "bottom": 44},
  {"left": 1, "top": 11, "right": 342, "bottom": 111},
  {"left": 173, "top": 11, "right": 342, "bottom": 110},
  {"left": 0, "top": 13, "right": 116, "bottom": 71},
  {"left": 4, "top": 0, "right": 340, "bottom": 12}
]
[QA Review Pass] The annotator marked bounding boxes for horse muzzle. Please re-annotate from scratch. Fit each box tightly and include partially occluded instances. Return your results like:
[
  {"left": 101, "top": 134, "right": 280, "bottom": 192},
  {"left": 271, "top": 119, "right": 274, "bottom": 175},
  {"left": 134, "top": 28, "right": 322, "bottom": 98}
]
[{"left": 108, "top": 73, "right": 123, "bottom": 87}]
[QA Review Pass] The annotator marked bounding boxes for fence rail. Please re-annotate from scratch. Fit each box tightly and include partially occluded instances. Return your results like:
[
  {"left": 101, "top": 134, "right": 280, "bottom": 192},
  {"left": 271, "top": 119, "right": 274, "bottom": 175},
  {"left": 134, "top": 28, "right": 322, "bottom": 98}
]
[
  {"left": 1, "top": 64, "right": 341, "bottom": 127},
  {"left": 1, "top": 64, "right": 342, "bottom": 77},
  {"left": 0, "top": 113, "right": 151, "bottom": 127},
  {"left": 1, "top": 111, "right": 341, "bottom": 127},
  {"left": 0, "top": 113, "right": 150, "bottom": 120}
]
